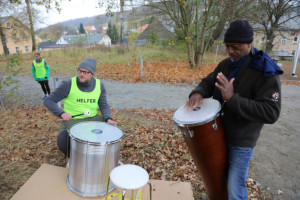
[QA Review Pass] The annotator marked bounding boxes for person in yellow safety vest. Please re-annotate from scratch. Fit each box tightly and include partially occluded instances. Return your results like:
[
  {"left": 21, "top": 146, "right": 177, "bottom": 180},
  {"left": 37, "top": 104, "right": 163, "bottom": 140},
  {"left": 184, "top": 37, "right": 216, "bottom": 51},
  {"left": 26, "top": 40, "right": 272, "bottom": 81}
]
[
  {"left": 32, "top": 52, "right": 51, "bottom": 100},
  {"left": 44, "top": 58, "right": 117, "bottom": 157}
]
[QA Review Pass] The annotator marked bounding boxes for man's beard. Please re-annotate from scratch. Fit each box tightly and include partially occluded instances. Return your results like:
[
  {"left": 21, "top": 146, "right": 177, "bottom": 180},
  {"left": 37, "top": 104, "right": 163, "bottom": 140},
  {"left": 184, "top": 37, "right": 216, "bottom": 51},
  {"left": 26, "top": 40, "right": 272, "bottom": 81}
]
[
  {"left": 229, "top": 54, "right": 242, "bottom": 61},
  {"left": 78, "top": 77, "right": 90, "bottom": 85}
]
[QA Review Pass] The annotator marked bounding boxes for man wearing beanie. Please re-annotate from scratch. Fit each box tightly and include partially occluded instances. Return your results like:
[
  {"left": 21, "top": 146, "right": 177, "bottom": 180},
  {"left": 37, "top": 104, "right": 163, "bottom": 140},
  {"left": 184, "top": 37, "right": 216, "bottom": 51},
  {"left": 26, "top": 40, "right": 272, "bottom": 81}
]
[
  {"left": 44, "top": 58, "right": 117, "bottom": 157},
  {"left": 185, "top": 20, "right": 283, "bottom": 199}
]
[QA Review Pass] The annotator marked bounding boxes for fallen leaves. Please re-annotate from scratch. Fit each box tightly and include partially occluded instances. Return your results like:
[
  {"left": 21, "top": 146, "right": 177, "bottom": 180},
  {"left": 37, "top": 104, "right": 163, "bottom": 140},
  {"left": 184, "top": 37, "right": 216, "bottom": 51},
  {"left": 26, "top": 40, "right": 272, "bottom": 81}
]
[
  {"left": 97, "top": 61, "right": 216, "bottom": 86},
  {"left": 0, "top": 106, "right": 283, "bottom": 200},
  {"left": 94, "top": 60, "right": 299, "bottom": 86}
]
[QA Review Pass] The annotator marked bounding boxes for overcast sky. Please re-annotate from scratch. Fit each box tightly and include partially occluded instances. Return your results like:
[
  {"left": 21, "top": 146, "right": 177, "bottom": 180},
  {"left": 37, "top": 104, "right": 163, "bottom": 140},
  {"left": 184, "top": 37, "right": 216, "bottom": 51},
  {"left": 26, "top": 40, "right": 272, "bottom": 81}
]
[{"left": 40, "top": 0, "right": 107, "bottom": 28}]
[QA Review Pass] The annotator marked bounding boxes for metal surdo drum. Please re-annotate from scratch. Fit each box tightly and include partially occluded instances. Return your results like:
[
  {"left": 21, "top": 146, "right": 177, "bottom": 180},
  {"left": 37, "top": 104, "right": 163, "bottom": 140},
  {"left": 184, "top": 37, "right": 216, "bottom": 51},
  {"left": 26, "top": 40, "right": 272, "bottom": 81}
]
[
  {"left": 67, "top": 121, "right": 124, "bottom": 197},
  {"left": 173, "top": 98, "right": 228, "bottom": 200}
]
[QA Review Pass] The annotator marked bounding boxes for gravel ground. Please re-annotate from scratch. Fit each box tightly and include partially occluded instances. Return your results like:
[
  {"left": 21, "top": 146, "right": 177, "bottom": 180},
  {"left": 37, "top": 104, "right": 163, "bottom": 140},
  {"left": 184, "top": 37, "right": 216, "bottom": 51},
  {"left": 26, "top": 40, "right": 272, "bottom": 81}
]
[{"left": 3, "top": 76, "right": 300, "bottom": 200}]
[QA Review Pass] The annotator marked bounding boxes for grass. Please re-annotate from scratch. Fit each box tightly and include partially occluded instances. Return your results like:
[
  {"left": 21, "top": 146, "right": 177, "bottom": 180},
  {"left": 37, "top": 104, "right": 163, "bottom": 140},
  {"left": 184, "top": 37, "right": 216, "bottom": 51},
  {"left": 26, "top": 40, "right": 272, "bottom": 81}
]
[{"left": 0, "top": 44, "right": 224, "bottom": 78}]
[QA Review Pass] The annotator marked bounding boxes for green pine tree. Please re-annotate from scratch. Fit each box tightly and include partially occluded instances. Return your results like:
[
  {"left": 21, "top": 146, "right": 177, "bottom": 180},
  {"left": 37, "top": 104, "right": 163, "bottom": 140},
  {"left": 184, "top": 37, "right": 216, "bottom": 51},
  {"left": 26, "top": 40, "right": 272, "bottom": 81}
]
[
  {"left": 107, "top": 22, "right": 113, "bottom": 41},
  {"left": 112, "top": 24, "right": 119, "bottom": 44},
  {"left": 78, "top": 23, "right": 85, "bottom": 34}
]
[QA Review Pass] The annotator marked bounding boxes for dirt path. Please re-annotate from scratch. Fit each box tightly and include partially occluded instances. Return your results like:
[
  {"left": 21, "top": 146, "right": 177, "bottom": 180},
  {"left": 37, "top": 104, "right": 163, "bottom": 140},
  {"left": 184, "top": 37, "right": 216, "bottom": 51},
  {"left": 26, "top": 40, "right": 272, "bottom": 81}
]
[
  {"left": 250, "top": 85, "right": 300, "bottom": 199},
  {"left": 5, "top": 76, "right": 300, "bottom": 200}
]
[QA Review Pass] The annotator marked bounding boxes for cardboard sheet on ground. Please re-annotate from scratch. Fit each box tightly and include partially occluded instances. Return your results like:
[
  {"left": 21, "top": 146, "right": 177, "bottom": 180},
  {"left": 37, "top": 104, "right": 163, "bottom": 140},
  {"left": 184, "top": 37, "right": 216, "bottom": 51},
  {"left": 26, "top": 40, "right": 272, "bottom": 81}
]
[{"left": 11, "top": 164, "right": 194, "bottom": 200}]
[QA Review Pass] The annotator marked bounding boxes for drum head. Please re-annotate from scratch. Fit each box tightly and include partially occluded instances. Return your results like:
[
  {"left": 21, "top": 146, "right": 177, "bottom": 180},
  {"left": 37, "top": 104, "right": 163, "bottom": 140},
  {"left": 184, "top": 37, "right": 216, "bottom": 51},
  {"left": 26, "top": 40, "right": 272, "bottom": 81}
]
[
  {"left": 69, "top": 121, "right": 123, "bottom": 143},
  {"left": 173, "top": 98, "right": 221, "bottom": 127}
]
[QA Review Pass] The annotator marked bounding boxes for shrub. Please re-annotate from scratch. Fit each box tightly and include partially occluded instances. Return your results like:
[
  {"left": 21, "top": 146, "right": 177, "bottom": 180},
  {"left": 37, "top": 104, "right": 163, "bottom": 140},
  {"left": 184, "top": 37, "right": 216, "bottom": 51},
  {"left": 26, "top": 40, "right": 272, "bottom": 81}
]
[{"left": 0, "top": 52, "right": 23, "bottom": 108}]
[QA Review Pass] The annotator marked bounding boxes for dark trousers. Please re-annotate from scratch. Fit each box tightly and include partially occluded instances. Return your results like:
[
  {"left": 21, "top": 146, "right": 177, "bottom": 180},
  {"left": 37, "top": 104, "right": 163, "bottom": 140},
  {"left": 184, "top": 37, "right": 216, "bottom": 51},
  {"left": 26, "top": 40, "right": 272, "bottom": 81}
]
[
  {"left": 57, "top": 115, "right": 104, "bottom": 157},
  {"left": 38, "top": 80, "right": 51, "bottom": 95}
]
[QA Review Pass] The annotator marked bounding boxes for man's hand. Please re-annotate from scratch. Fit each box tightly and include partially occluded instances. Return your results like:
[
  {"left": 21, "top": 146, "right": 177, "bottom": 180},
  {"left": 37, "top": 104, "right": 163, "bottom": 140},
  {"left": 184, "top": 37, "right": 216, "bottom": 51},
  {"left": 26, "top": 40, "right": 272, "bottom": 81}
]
[
  {"left": 215, "top": 72, "right": 235, "bottom": 101},
  {"left": 184, "top": 93, "right": 204, "bottom": 110},
  {"left": 107, "top": 119, "right": 118, "bottom": 126},
  {"left": 61, "top": 113, "right": 72, "bottom": 121}
]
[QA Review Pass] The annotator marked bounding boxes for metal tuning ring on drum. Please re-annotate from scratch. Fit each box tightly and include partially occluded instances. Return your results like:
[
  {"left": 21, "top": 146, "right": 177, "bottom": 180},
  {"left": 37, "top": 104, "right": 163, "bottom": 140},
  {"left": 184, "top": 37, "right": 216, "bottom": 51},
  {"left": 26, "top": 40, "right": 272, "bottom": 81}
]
[
  {"left": 177, "top": 126, "right": 187, "bottom": 138},
  {"left": 179, "top": 126, "right": 194, "bottom": 138},
  {"left": 186, "top": 127, "right": 194, "bottom": 138},
  {"left": 212, "top": 119, "right": 218, "bottom": 131}
]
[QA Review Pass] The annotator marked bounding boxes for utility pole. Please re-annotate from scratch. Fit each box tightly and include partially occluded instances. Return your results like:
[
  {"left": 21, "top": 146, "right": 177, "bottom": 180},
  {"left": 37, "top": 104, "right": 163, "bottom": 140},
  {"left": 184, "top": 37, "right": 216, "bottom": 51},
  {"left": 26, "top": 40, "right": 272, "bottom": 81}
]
[{"left": 292, "top": 35, "right": 300, "bottom": 77}]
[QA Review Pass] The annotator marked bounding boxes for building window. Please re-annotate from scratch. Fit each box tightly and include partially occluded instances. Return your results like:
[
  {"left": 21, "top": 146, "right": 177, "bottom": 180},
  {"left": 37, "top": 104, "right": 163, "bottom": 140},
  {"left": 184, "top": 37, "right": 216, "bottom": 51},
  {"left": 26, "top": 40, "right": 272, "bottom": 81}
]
[
  {"left": 22, "top": 33, "right": 27, "bottom": 41},
  {"left": 6, "top": 23, "right": 11, "bottom": 28},
  {"left": 13, "top": 33, "right": 17, "bottom": 41},
  {"left": 16, "top": 47, "right": 20, "bottom": 52},
  {"left": 292, "top": 50, "right": 295, "bottom": 55},
  {"left": 13, "top": 22, "right": 19, "bottom": 28},
  {"left": 25, "top": 46, "right": 29, "bottom": 53},
  {"left": 281, "top": 37, "right": 286, "bottom": 45},
  {"left": 294, "top": 37, "right": 298, "bottom": 42},
  {"left": 261, "top": 37, "right": 265, "bottom": 42}
]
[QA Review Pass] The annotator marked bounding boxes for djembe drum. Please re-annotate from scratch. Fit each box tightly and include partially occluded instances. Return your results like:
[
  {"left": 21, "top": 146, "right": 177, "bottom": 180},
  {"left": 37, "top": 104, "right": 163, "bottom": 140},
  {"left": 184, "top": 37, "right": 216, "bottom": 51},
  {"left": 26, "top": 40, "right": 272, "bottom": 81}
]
[{"left": 173, "top": 98, "right": 228, "bottom": 200}]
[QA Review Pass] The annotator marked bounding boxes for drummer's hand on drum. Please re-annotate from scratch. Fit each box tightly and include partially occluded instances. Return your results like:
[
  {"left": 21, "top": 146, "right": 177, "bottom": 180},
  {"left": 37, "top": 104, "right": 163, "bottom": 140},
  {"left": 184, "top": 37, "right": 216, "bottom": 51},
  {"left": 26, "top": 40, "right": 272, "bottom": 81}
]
[
  {"left": 215, "top": 72, "right": 234, "bottom": 101},
  {"left": 107, "top": 119, "right": 118, "bottom": 126},
  {"left": 61, "top": 113, "right": 72, "bottom": 121},
  {"left": 185, "top": 93, "right": 204, "bottom": 110}
]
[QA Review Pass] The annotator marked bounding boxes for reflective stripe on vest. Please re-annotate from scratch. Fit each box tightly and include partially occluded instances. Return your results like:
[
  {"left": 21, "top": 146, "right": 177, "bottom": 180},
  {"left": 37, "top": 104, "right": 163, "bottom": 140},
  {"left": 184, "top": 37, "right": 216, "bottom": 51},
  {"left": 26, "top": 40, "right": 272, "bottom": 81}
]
[
  {"left": 33, "top": 59, "right": 46, "bottom": 78},
  {"left": 64, "top": 77, "right": 101, "bottom": 119}
]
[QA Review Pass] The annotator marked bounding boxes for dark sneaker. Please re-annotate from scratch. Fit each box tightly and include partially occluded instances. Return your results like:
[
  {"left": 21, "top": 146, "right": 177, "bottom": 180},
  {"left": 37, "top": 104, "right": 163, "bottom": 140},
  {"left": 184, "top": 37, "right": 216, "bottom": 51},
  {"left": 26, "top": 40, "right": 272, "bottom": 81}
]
[{"left": 43, "top": 94, "right": 48, "bottom": 100}]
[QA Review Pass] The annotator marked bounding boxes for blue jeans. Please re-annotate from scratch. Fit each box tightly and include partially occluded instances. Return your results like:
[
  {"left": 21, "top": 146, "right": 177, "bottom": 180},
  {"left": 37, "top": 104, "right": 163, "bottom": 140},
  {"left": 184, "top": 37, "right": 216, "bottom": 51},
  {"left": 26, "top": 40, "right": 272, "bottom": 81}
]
[{"left": 227, "top": 142, "right": 254, "bottom": 200}]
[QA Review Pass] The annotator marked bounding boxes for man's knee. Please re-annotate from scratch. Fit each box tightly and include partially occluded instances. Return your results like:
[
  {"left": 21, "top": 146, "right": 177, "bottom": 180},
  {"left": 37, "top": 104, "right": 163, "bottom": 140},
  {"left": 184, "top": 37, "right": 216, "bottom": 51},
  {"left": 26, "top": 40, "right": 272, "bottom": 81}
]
[{"left": 57, "top": 130, "right": 70, "bottom": 157}]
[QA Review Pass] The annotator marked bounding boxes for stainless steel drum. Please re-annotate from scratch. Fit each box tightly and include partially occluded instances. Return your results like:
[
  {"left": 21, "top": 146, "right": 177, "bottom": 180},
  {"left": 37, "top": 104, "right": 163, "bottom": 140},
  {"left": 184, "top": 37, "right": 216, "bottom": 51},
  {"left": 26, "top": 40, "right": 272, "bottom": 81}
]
[{"left": 67, "top": 121, "right": 124, "bottom": 197}]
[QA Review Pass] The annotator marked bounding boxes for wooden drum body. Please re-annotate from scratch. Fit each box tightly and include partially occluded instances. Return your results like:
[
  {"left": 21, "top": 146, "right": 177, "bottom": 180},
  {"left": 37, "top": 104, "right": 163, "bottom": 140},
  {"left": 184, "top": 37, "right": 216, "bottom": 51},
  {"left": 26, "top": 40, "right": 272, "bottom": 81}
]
[{"left": 173, "top": 99, "right": 228, "bottom": 200}]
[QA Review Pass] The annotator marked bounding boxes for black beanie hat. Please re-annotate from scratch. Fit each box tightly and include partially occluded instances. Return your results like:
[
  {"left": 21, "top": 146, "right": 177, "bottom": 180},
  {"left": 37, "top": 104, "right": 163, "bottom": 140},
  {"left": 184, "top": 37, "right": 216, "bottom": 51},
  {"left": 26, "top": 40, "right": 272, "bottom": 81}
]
[
  {"left": 224, "top": 20, "right": 253, "bottom": 43},
  {"left": 78, "top": 58, "right": 96, "bottom": 74}
]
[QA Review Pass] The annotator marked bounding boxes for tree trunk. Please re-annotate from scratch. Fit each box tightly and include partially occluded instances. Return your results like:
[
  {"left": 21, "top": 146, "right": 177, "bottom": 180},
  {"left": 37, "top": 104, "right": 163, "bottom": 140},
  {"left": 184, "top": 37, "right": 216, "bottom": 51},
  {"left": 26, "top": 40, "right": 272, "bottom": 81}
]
[
  {"left": 196, "top": 4, "right": 211, "bottom": 69},
  {"left": 187, "top": 39, "right": 196, "bottom": 68},
  {"left": 177, "top": 0, "right": 196, "bottom": 68},
  {"left": 0, "top": 27, "right": 9, "bottom": 55},
  {"left": 196, "top": 29, "right": 205, "bottom": 68},
  {"left": 207, "top": 20, "right": 226, "bottom": 48},
  {"left": 25, "top": 0, "right": 36, "bottom": 51},
  {"left": 120, "top": 0, "right": 124, "bottom": 44},
  {"left": 265, "top": 28, "right": 276, "bottom": 54}
]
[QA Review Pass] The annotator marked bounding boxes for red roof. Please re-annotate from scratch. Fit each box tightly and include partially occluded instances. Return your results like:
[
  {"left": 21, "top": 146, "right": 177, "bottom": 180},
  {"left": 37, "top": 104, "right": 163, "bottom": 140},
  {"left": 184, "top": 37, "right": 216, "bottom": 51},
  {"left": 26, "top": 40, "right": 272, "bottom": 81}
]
[
  {"left": 85, "top": 26, "right": 96, "bottom": 31},
  {"left": 139, "top": 24, "right": 148, "bottom": 31}
]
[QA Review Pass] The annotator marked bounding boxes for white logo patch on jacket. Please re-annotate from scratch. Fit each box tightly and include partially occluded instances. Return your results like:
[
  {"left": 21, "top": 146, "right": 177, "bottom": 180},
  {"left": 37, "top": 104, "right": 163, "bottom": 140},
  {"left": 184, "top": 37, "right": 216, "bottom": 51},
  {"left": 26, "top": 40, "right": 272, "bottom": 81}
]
[{"left": 272, "top": 92, "right": 280, "bottom": 101}]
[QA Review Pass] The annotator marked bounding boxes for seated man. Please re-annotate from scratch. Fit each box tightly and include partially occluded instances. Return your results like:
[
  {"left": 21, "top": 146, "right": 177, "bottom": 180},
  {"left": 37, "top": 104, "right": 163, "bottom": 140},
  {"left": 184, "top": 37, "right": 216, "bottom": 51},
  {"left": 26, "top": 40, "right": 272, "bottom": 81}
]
[{"left": 44, "top": 58, "right": 117, "bottom": 156}]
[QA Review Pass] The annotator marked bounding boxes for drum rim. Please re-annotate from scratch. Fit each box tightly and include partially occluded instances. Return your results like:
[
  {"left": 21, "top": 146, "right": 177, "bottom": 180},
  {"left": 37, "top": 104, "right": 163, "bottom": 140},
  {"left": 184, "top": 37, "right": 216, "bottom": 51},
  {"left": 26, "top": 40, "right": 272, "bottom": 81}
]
[
  {"left": 68, "top": 121, "right": 124, "bottom": 145},
  {"left": 173, "top": 98, "right": 221, "bottom": 127},
  {"left": 173, "top": 113, "right": 219, "bottom": 127},
  {"left": 69, "top": 134, "right": 123, "bottom": 145}
]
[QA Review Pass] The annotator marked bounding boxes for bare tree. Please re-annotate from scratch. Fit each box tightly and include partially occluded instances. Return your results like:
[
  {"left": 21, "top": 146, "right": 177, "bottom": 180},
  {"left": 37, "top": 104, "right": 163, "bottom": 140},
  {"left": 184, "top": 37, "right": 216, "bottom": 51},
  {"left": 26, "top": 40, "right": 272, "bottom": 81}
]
[
  {"left": 145, "top": 0, "right": 256, "bottom": 68},
  {"left": 23, "top": 0, "right": 37, "bottom": 51},
  {"left": 7, "top": 0, "right": 65, "bottom": 52},
  {"left": 120, "top": 0, "right": 124, "bottom": 44},
  {"left": 254, "top": 0, "right": 300, "bottom": 54},
  {"left": 98, "top": 0, "right": 143, "bottom": 44},
  {"left": 48, "top": 24, "right": 64, "bottom": 40}
]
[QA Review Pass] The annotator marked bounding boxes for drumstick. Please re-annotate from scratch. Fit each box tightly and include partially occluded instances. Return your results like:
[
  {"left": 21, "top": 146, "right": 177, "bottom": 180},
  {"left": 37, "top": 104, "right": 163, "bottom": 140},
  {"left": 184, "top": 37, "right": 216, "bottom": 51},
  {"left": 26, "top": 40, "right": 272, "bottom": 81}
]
[{"left": 72, "top": 110, "right": 90, "bottom": 118}]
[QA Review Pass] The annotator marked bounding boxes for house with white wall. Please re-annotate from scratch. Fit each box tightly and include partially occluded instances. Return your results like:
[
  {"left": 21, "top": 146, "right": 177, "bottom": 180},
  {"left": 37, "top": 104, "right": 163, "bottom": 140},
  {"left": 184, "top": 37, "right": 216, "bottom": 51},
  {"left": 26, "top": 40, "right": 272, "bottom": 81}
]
[{"left": 56, "top": 33, "right": 111, "bottom": 46}]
